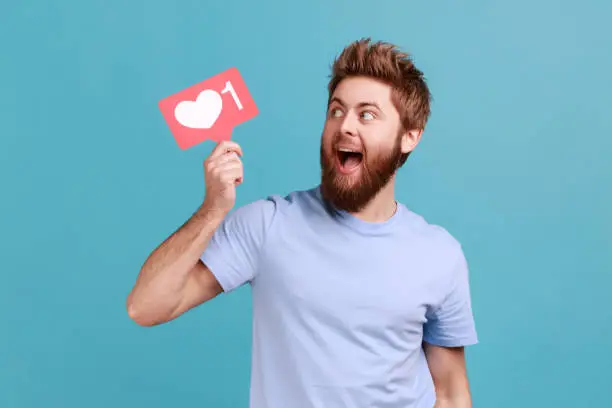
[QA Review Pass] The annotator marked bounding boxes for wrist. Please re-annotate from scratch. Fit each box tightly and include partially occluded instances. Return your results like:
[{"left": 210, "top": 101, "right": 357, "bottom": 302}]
[{"left": 197, "top": 201, "right": 228, "bottom": 223}]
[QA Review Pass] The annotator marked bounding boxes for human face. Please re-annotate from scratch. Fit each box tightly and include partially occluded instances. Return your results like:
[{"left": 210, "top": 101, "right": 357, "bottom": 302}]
[{"left": 319, "top": 76, "right": 411, "bottom": 213}]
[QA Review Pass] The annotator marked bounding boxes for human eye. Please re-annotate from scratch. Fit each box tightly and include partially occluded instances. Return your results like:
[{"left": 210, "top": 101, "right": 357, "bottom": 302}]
[
  {"left": 361, "top": 111, "right": 375, "bottom": 121},
  {"left": 329, "top": 107, "right": 343, "bottom": 118}
]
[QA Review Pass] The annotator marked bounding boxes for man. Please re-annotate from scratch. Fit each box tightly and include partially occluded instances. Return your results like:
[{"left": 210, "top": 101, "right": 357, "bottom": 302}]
[{"left": 127, "top": 38, "right": 478, "bottom": 408}]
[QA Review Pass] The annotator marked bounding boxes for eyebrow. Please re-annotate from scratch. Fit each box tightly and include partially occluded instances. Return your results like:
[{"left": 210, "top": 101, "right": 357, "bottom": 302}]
[{"left": 329, "top": 96, "right": 382, "bottom": 112}]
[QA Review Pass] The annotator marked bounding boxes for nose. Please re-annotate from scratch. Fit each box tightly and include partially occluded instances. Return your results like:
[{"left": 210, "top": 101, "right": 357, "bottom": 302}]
[{"left": 340, "top": 111, "right": 359, "bottom": 138}]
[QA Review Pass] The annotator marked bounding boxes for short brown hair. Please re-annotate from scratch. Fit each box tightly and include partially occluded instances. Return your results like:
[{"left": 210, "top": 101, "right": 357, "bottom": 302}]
[{"left": 327, "top": 38, "right": 432, "bottom": 166}]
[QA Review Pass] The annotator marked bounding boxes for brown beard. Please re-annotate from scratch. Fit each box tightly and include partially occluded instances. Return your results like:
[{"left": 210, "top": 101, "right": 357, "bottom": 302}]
[{"left": 319, "top": 133, "right": 402, "bottom": 213}]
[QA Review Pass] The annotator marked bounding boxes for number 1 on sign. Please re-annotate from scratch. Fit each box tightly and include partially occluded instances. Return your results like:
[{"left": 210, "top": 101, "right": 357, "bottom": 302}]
[{"left": 221, "top": 81, "right": 243, "bottom": 110}]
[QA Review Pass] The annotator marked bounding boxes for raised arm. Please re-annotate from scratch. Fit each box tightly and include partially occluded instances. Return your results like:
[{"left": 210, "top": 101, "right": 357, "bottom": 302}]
[{"left": 126, "top": 141, "right": 244, "bottom": 326}]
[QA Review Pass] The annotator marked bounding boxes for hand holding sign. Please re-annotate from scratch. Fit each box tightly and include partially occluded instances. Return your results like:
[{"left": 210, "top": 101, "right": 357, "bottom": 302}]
[
  {"left": 202, "top": 141, "right": 244, "bottom": 215},
  {"left": 159, "top": 68, "right": 258, "bottom": 150}
]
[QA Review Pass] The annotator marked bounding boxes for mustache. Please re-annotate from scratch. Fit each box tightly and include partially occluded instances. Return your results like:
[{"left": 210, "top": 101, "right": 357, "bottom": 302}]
[{"left": 333, "top": 134, "right": 362, "bottom": 145}]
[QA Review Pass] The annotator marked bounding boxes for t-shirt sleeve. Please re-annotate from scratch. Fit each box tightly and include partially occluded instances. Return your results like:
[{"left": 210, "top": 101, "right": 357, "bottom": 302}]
[
  {"left": 423, "top": 247, "right": 478, "bottom": 347},
  {"left": 200, "top": 197, "right": 278, "bottom": 293}
]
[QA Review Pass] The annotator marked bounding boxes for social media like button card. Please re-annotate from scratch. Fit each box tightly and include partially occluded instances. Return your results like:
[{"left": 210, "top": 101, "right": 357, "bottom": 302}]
[{"left": 158, "top": 67, "right": 259, "bottom": 150}]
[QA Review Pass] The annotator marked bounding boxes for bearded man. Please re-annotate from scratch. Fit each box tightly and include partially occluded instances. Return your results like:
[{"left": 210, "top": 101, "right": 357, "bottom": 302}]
[{"left": 127, "top": 38, "right": 479, "bottom": 408}]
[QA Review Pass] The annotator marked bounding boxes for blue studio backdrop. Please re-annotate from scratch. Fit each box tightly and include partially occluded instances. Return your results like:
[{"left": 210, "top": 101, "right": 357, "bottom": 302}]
[{"left": 1, "top": 1, "right": 611, "bottom": 407}]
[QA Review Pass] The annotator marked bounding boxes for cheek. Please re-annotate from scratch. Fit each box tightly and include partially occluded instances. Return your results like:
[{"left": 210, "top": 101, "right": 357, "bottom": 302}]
[
  {"left": 362, "top": 140, "right": 395, "bottom": 162},
  {"left": 322, "top": 119, "right": 337, "bottom": 134},
  {"left": 321, "top": 123, "right": 337, "bottom": 146},
  {"left": 365, "top": 126, "right": 397, "bottom": 149}
]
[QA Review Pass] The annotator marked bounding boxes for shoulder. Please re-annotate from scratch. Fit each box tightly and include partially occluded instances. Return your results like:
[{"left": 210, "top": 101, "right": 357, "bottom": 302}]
[
  {"left": 225, "top": 186, "right": 317, "bottom": 226},
  {"left": 253, "top": 186, "right": 322, "bottom": 216},
  {"left": 402, "top": 207, "right": 461, "bottom": 249},
  {"left": 399, "top": 206, "right": 465, "bottom": 268},
  {"left": 399, "top": 209, "right": 473, "bottom": 301}
]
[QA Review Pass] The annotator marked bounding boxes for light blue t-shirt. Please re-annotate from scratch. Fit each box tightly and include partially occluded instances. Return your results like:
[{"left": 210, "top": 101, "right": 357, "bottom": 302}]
[{"left": 200, "top": 185, "right": 478, "bottom": 408}]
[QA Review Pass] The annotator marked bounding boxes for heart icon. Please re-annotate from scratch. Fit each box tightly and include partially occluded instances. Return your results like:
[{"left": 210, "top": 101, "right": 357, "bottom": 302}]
[{"left": 174, "top": 89, "right": 223, "bottom": 129}]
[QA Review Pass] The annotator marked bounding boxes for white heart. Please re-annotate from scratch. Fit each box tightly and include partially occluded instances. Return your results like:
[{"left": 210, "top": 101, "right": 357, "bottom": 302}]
[{"left": 174, "top": 89, "right": 223, "bottom": 129}]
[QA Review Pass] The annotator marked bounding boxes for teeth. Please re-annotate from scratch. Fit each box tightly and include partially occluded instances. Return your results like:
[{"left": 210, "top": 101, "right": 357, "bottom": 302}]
[{"left": 338, "top": 148, "right": 359, "bottom": 153}]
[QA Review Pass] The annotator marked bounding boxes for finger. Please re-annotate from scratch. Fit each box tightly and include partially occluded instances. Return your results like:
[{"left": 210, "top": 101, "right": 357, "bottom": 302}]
[
  {"left": 209, "top": 141, "right": 243, "bottom": 160},
  {"left": 219, "top": 167, "right": 244, "bottom": 185},
  {"left": 210, "top": 151, "right": 241, "bottom": 168},
  {"left": 215, "top": 160, "right": 243, "bottom": 175}
]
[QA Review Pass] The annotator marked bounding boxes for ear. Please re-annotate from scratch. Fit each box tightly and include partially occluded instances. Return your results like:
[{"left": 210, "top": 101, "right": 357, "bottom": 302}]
[{"left": 400, "top": 129, "right": 423, "bottom": 154}]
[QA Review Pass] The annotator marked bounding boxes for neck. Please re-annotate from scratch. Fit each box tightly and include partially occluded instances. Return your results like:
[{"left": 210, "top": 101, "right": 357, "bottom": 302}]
[{"left": 349, "top": 178, "right": 398, "bottom": 223}]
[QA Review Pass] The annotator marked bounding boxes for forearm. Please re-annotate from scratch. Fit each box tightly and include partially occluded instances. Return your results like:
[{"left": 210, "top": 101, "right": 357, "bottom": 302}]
[
  {"left": 434, "top": 393, "right": 472, "bottom": 408},
  {"left": 126, "top": 203, "right": 225, "bottom": 322},
  {"left": 433, "top": 376, "right": 472, "bottom": 408},
  {"left": 424, "top": 342, "right": 472, "bottom": 408}
]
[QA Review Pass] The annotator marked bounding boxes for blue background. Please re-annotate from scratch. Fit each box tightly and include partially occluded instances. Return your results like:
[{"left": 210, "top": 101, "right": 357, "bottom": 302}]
[{"left": 1, "top": 0, "right": 610, "bottom": 407}]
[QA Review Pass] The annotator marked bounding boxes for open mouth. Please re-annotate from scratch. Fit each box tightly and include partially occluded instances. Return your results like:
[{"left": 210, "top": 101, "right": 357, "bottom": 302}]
[{"left": 336, "top": 148, "right": 363, "bottom": 173}]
